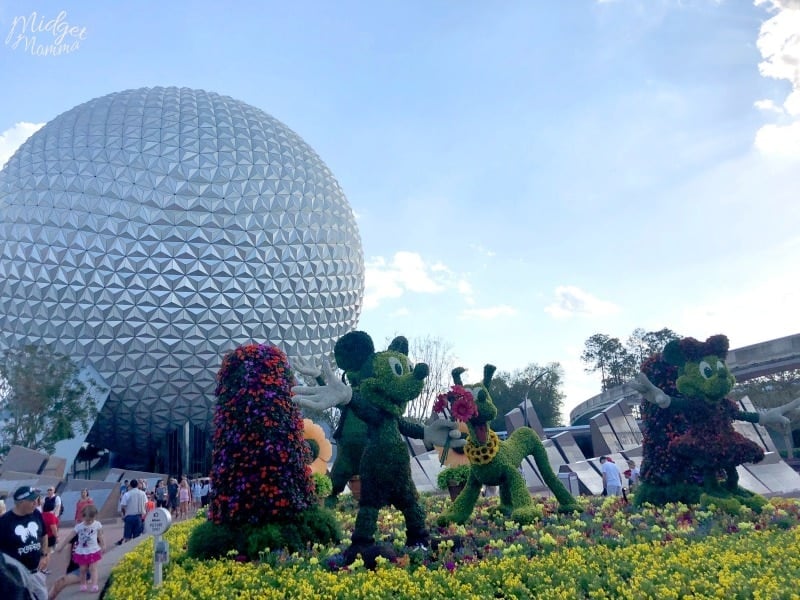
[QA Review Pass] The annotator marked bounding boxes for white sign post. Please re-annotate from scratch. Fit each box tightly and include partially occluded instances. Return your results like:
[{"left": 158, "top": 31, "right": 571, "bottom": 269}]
[{"left": 144, "top": 508, "right": 172, "bottom": 587}]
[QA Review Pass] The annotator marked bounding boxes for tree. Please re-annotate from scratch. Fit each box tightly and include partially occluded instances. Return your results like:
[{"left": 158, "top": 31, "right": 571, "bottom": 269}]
[
  {"left": 581, "top": 334, "right": 632, "bottom": 391},
  {"left": 730, "top": 369, "right": 800, "bottom": 410},
  {"left": 0, "top": 344, "right": 94, "bottom": 454},
  {"left": 582, "top": 328, "right": 681, "bottom": 392},
  {"left": 489, "top": 362, "right": 565, "bottom": 429},
  {"left": 626, "top": 327, "right": 680, "bottom": 366},
  {"left": 404, "top": 335, "right": 457, "bottom": 423}
]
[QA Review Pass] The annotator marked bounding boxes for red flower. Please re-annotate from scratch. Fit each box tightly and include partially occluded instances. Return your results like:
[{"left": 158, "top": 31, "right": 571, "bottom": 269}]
[{"left": 435, "top": 385, "right": 478, "bottom": 422}]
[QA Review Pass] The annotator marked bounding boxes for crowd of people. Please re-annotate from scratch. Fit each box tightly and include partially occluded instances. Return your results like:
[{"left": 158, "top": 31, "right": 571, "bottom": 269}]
[
  {"left": 120, "top": 476, "right": 211, "bottom": 523},
  {"left": 0, "top": 473, "right": 212, "bottom": 599}
]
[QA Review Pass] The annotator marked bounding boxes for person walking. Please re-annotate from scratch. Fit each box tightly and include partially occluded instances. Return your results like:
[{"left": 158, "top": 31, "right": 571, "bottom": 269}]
[
  {"left": 178, "top": 478, "right": 191, "bottom": 519},
  {"left": 56, "top": 504, "right": 104, "bottom": 593},
  {"left": 191, "top": 479, "right": 202, "bottom": 511},
  {"left": 119, "top": 480, "right": 147, "bottom": 543},
  {"left": 167, "top": 478, "right": 179, "bottom": 519},
  {"left": 42, "top": 488, "right": 61, "bottom": 519},
  {"left": 74, "top": 489, "right": 94, "bottom": 524},
  {"left": 154, "top": 480, "right": 167, "bottom": 509},
  {"left": 0, "top": 486, "right": 49, "bottom": 599},
  {"left": 200, "top": 478, "right": 210, "bottom": 508},
  {"left": 599, "top": 456, "right": 624, "bottom": 497},
  {"left": 40, "top": 504, "right": 59, "bottom": 572},
  {"left": 625, "top": 459, "right": 640, "bottom": 491},
  {"left": 47, "top": 530, "right": 90, "bottom": 600}
]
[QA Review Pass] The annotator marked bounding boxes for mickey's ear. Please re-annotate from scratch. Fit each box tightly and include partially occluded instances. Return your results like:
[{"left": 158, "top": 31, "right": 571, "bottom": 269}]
[
  {"left": 662, "top": 339, "right": 686, "bottom": 367},
  {"left": 388, "top": 336, "right": 409, "bottom": 355},
  {"left": 334, "top": 331, "right": 375, "bottom": 372},
  {"left": 483, "top": 364, "right": 497, "bottom": 388}
]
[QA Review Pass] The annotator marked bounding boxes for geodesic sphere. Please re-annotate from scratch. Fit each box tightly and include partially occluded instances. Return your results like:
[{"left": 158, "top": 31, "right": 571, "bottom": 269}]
[{"left": 0, "top": 87, "right": 364, "bottom": 458}]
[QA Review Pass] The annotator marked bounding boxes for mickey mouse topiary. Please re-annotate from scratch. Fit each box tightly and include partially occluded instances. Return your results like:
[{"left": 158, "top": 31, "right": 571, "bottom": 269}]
[{"left": 292, "top": 331, "right": 463, "bottom": 564}]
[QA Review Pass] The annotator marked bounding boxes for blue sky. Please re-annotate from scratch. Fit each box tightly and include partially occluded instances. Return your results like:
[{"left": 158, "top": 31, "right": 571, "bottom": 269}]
[{"left": 1, "top": 0, "right": 798, "bottom": 421}]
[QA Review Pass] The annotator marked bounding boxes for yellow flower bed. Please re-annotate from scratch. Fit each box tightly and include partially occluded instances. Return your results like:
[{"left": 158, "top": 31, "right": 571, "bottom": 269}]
[{"left": 107, "top": 514, "right": 800, "bottom": 599}]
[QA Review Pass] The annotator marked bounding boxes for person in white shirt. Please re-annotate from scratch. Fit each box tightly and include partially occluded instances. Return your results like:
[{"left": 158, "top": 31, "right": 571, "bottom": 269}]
[
  {"left": 599, "top": 456, "right": 623, "bottom": 497},
  {"left": 119, "top": 479, "right": 147, "bottom": 543}
]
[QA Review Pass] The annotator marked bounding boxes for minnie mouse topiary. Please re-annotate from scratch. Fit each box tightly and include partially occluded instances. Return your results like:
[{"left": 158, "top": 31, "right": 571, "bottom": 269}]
[{"left": 632, "top": 334, "right": 800, "bottom": 508}]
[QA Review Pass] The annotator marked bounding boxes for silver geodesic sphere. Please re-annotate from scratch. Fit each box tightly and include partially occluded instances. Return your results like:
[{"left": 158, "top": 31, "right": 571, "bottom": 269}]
[{"left": 0, "top": 87, "right": 364, "bottom": 458}]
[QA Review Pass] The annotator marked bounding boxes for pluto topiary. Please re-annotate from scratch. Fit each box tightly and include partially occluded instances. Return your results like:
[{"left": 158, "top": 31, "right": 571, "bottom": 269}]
[{"left": 436, "top": 365, "right": 581, "bottom": 526}]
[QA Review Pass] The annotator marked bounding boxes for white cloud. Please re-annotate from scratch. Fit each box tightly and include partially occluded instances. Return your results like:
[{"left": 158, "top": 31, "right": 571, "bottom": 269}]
[
  {"left": 754, "top": 98, "right": 783, "bottom": 113},
  {"left": 363, "top": 251, "right": 474, "bottom": 309},
  {"left": 755, "top": 121, "right": 800, "bottom": 156},
  {"left": 544, "top": 286, "right": 620, "bottom": 319},
  {"left": 459, "top": 305, "right": 518, "bottom": 320},
  {"left": 754, "top": 0, "right": 800, "bottom": 157},
  {"left": 0, "top": 122, "right": 44, "bottom": 167}
]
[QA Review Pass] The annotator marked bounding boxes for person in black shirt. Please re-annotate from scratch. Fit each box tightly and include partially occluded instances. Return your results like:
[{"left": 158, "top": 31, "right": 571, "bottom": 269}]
[
  {"left": 167, "top": 478, "right": 179, "bottom": 517},
  {"left": 0, "top": 486, "right": 49, "bottom": 599}
]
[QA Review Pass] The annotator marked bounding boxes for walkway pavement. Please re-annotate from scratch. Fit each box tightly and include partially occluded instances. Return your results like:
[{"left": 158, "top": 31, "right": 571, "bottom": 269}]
[{"left": 46, "top": 517, "right": 150, "bottom": 599}]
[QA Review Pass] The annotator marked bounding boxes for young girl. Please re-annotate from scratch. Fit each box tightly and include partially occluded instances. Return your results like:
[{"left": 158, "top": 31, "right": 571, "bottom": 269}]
[{"left": 57, "top": 504, "right": 105, "bottom": 592}]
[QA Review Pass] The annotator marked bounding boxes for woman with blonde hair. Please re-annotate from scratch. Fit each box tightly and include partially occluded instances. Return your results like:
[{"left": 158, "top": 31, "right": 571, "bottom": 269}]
[{"left": 178, "top": 478, "right": 191, "bottom": 519}]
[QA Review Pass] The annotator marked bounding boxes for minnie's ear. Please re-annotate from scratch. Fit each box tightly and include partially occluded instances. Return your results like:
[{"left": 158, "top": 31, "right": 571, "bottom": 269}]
[
  {"left": 334, "top": 331, "right": 375, "bottom": 372},
  {"left": 705, "top": 335, "right": 729, "bottom": 359},
  {"left": 662, "top": 339, "right": 686, "bottom": 367},
  {"left": 388, "top": 336, "right": 409, "bottom": 355}
]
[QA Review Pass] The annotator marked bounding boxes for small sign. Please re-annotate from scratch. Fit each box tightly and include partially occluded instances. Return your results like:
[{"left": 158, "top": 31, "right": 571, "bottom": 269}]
[{"left": 144, "top": 508, "right": 172, "bottom": 536}]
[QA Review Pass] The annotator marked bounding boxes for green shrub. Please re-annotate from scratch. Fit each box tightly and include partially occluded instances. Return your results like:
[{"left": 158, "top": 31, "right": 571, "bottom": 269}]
[
  {"left": 437, "top": 464, "right": 471, "bottom": 490},
  {"left": 312, "top": 472, "right": 333, "bottom": 499},
  {"left": 188, "top": 506, "right": 341, "bottom": 561},
  {"left": 246, "top": 506, "right": 341, "bottom": 559},
  {"left": 186, "top": 520, "right": 239, "bottom": 559}
]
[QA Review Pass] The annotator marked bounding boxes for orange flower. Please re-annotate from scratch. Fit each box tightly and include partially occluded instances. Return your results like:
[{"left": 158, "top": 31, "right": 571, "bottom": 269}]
[{"left": 302, "top": 418, "right": 333, "bottom": 474}]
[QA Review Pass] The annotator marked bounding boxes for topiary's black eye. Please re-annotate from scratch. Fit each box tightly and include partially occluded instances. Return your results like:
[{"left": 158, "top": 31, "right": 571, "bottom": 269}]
[
  {"left": 388, "top": 357, "right": 403, "bottom": 377},
  {"left": 477, "top": 389, "right": 487, "bottom": 402},
  {"left": 699, "top": 361, "right": 713, "bottom": 380},
  {"left": 716, "top": 360, "right": 725, "bottom": 371}
]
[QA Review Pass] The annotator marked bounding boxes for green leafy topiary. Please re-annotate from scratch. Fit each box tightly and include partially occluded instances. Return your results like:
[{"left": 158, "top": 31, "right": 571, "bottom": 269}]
[
  {"left": 327, "top": 332, "right": 432, "bottom": 562},
  {"left": 636, "top": 335, "right": 772, "bottom": 508},
  {"left": 437, "top": 465, "right": 471, "bottom": 490},
  {"left": 435, "top": 365, "right": 581, "bottom": 526}
]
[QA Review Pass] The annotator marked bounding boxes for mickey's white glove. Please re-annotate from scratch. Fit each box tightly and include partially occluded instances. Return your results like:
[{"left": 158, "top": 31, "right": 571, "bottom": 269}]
[
  {"left": 291, "top": 360, "right": 351, "bottom": 411},
  {"left": 758, "top": 397, "right": 800, "bottom": 433},
  {"left": 423, "top": 418, "right": 466, "bottom": 451},
  {"left": 630, "top": 372, "right": 672, "bottom": 408},
  {"left": 292, "top": 356, "right": 321, "bottom": 380}
]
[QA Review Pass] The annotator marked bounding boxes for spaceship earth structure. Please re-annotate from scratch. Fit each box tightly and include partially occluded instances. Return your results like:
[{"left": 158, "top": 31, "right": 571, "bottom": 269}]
[{"left": 0, "top": 87, "right": 364, "bottom": 458}]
